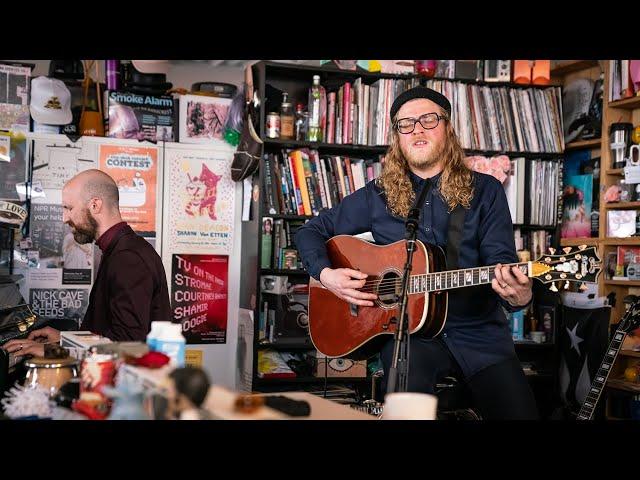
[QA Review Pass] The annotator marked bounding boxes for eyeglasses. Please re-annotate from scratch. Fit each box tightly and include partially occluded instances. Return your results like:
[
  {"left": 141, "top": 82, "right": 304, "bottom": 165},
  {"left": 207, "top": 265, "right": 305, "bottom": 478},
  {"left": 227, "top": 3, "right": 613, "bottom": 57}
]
[{"left": 394, "top": 112, "right": 448, "bottom": 134}]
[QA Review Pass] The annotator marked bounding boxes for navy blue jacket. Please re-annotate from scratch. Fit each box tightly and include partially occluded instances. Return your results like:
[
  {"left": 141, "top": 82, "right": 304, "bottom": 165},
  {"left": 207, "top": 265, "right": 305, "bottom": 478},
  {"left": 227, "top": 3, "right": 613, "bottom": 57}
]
[{"left": 295, "top": 170, "right": 527, "bottom": 378}]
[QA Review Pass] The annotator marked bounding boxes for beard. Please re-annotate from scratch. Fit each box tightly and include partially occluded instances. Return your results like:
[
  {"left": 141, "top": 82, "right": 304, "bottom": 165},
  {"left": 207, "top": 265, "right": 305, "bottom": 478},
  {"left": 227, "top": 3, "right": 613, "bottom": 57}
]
[
  {"left": 401, "top": 136, "right": 446, "bottom": 170},
  {"left": 68, "top": 209, "right": 99, "bottom": 244}
]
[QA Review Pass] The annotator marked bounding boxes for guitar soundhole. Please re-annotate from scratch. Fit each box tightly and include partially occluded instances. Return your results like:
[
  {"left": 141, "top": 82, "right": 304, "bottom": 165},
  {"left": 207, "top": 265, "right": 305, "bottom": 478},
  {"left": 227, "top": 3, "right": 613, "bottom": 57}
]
[{"left": 377, "top": 271, "right": 401, "bottom": 305}]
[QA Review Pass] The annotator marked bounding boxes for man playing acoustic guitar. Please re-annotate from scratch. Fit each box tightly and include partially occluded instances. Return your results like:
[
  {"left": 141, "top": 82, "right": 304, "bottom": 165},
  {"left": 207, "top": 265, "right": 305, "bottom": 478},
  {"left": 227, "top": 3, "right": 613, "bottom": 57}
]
[{"left": 296, "top": 87, "right": 538, "bottom": 420}]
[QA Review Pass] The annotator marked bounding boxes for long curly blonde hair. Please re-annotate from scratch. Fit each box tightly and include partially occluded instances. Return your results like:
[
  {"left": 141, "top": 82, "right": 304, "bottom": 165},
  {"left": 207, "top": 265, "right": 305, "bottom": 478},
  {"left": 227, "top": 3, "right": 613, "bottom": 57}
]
[{"left": 377, "top": 113, "right": 474, "bottom": 217}]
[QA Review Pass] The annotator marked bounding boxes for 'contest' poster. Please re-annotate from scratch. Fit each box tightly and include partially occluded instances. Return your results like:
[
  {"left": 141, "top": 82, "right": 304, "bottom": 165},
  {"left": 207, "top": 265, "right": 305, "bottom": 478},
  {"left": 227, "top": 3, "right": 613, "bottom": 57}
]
[
  {"left": 171, "top": 254, "right": 228, "bottom": 344},
  {"left": 99, "top": 144, "right": 157, "bottom": 237},
  {"left": 165, "top": 147, "right": 234, "bottom": 254}
]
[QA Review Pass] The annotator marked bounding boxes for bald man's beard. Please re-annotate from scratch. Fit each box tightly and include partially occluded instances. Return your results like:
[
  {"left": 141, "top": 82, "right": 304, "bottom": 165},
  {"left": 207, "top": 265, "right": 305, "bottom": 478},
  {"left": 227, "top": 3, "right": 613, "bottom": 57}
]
[{"left": 68, "top": 209, "right": 99, "bottom": 245}]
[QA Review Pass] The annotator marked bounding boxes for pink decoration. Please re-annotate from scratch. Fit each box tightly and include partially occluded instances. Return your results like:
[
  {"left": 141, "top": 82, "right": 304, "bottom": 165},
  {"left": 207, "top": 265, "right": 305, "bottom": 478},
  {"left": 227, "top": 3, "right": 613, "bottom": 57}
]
[{"left": 465, "top": 155, "right": 511, "bottom": 184}]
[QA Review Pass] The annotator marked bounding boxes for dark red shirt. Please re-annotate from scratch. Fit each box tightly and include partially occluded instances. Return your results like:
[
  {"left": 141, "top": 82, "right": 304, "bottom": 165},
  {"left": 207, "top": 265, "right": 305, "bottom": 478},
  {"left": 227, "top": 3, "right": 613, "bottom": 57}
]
[{"left": 95, "top": 221, "right": 128, "bottom": 252}]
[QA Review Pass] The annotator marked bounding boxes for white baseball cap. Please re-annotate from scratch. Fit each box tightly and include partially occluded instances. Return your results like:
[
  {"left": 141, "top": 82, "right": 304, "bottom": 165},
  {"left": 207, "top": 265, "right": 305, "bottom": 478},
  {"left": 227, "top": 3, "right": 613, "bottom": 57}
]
[
  {"left": 132, "top": 60, "right": 171, "bottom": 75},
  {"left": 30, "top": 76, "right": 72, "bottom": 125}
]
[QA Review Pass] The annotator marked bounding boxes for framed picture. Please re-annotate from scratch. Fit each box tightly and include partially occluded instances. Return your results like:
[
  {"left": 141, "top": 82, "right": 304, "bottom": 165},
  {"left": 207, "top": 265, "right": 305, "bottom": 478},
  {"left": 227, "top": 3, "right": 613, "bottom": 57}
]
[{"left": 178, "top": 94, "right": 232, "bottom": 144}]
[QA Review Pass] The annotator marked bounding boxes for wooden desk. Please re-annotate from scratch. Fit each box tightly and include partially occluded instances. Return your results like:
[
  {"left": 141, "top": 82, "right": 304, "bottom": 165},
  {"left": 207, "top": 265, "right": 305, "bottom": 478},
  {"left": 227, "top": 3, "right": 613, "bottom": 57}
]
[
  {"left": 119, "top": 365, "right": 374, "bottom": 420},
  {"left": 204, "top": 385, "right": 374, "bottom": 420}
]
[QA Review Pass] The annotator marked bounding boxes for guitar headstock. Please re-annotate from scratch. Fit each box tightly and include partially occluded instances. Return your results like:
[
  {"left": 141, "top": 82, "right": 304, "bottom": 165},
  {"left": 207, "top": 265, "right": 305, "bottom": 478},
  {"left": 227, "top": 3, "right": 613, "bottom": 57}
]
[
  {"left": 531, "top": 245, "right": 602, "bottom": 291},
  {"left": 620, "top": 300, "right": 640, "bottom": 333}
]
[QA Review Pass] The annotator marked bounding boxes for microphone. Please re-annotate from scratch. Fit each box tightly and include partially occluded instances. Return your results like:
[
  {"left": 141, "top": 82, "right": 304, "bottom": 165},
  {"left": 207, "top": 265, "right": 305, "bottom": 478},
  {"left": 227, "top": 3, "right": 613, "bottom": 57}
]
[{"left": 405, "top": 178, "right": 432, "bottom": 239}]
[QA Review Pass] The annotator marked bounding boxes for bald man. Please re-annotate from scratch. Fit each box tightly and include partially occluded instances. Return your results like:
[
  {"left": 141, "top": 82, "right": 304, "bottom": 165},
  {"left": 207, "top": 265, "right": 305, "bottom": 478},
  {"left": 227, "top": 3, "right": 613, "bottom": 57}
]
[{"left": 3, "top": 169, "right": 171, "bottom": 357}]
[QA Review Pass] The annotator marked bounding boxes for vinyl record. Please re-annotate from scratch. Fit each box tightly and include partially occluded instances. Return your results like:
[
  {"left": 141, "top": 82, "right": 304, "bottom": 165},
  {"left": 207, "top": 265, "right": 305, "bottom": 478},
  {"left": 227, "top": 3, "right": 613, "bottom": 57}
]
[{"left": 562, "top": 78, "right": 594, "bottom": 143}]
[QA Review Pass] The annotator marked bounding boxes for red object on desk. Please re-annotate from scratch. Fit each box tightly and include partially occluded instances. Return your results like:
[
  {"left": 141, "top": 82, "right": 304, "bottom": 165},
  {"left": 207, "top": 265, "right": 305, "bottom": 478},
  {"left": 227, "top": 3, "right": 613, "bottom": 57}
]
[{"left": 134, "top": 351, "right": 170, "bottom": 368}]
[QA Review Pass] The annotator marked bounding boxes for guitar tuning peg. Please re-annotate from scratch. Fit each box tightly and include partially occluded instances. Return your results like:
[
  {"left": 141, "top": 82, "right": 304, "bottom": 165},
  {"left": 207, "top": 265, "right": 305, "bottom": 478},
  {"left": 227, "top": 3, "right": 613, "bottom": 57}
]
[
  {"left": 548, "top": 247, "right": 556, "bottom": 255},
  {"left": 578, "top": 244, "right": 587, "bottom": 251},
  {"left": 549, "top": 282, "right": 558, "bottom": 292},
  {"left": 564, "top": 280, "right": 570, "bottom": 290},
  {"left": 563, "top": 247, "right": 572, "bottom": 254},
  {"left": 579, "top": 282, "right": 588, "bottom": 292}
]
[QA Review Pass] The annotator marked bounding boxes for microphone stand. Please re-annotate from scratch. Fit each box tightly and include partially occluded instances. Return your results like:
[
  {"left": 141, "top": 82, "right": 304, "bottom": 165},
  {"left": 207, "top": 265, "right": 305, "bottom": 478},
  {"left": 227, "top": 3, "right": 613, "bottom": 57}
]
[{"left": 386, "top": 178, "right": 432, "bottom": 394}]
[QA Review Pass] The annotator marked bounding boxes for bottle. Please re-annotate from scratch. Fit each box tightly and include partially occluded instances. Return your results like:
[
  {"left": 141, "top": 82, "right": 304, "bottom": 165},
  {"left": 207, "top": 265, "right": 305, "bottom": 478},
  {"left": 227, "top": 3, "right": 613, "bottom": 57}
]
[
  {"left": 146, "top": 321, "right": 171, "bottom": 352},
  {"left": 279, "top": 92, "right": 294, "bottom": 140},
  {"left": 294, "top": 102, "right": 307, "bottom": 141},
  {"left": 156, "top": 323, "right": 186, "bottom": 367},
  {"left": 307, "top": 75, "right": 326, "bottom": 142}
]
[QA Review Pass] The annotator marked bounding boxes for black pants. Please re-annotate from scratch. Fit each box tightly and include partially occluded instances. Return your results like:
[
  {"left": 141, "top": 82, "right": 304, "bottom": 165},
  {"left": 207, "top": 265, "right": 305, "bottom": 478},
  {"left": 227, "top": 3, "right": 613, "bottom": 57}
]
[{"left": 380, "top": 336, "right": 539, "bottom": 420}]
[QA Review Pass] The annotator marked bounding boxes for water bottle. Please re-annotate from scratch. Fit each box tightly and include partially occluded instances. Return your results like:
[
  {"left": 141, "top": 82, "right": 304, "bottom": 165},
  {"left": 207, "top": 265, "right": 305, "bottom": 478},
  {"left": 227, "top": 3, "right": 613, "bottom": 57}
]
[
  {"left": 156, "top": 323, "right": 186, "bottom": 367},
  {"left": 307, "top": 75, "right": 326, "bottom": 142},
  {"left": 146, "top": 321, "right": 171, "bottom": 352}
]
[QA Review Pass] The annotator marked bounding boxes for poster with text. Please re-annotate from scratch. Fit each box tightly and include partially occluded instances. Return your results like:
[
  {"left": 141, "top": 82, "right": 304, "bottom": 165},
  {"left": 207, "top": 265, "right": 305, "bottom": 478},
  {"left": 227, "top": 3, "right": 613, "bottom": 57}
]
[
  {"left": 99, "top": 144, "right": 157, "bottom": 237},
  {"left": 0, "top": 131, "right": 26, "bottom": 200},
  {"left": 29, "top": 288, "right": 90, "bottom": 326},
  {"left": 165, "top": 147, "right": 234, "bottom": 254},
  {"left": 171, "top": 254, "right": 228, "bottom": 344},
  {"left": 29, "top": 203, "right": 92, "bottom": 284},
  {"left": 32, "top": 139, "right": 98, "bottom": 190}
]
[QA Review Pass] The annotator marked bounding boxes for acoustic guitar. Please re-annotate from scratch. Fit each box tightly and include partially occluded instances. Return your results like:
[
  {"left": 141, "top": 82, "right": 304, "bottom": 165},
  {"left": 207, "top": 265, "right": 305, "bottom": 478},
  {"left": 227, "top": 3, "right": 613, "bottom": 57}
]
[{"left": 308, "top": 235, "right": 602, "bottom": 358}]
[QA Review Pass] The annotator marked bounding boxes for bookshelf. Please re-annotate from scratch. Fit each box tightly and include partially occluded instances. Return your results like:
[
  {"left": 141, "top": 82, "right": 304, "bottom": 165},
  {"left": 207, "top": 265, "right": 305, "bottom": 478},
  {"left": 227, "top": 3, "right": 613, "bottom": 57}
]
[{"left": 241, "top": 60, "right": 568, "bottom": 401}]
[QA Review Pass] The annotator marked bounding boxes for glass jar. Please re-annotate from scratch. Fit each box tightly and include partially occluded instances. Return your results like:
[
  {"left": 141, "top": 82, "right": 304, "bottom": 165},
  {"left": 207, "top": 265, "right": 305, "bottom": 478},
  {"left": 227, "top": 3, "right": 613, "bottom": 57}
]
[{"left": 279, "top": 92, "right": 294, "bottom": 140}]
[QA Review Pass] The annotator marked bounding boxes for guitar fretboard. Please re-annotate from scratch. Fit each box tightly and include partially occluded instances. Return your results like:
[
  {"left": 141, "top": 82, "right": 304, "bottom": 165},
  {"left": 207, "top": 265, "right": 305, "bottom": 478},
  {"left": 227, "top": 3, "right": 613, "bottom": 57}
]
[
  {"left": 576, "top": 329, "right": 627, "bottom": 420},
  {"left": 408, "top": 262, "right": 530, "bottom": 294}
]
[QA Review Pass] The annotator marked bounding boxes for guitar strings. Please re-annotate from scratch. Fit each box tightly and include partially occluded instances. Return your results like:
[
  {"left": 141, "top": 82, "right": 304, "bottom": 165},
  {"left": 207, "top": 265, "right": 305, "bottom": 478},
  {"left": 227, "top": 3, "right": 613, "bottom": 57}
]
[{"left": 353, "top": 260, "right": 582, "bottom": 294}]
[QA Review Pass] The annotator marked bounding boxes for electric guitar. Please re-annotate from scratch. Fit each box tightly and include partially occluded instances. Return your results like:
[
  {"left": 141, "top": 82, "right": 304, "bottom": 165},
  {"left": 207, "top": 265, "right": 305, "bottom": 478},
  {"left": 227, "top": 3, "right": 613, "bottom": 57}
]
[
  {"left": 308, "top": 236, "right": 602, "bottom": 358},
  {"left": 575, "top": 300, "right": 640, "bottom": 420}
]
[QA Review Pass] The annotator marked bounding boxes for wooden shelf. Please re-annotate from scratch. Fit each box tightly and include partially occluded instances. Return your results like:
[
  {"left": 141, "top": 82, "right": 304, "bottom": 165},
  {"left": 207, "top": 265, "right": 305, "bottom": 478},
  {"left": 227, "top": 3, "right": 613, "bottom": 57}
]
[
  {"left": 565, "top": 138, "right": 602, "bottom": 151},
  {"left": 256, "top": 341, "right": 314, "bottom": 350},
  {"left": 551, "top": 60, "right": 600, "bottom": 77},
  {"left": 620, "top": 349, "right": 640, "bottom": 358},
  {"left": 513, "top": 223, "right": 557, "bottom": 231},
  {"left": 605, "top": 168, "right": 624, "bottom": 176},
  {"left": 609, "top": 96, "right": 640, "bottom": 110},
  {"left": 255, "top": 376, "right": 368, "bottom": 384},
  {"left": 261, "top": 269, "right": 308, "bottom": 276},
  {"left": 560, "top": 237, "right": 599, "bottom": 247},
  {"left": 606, "top": 378, "right": 640, "bottom": 393},
  {"left": 514, "top": 340, "right": 554, "bottom": 347},
  {"left": 267, "top": 214, "right": 314, "bottom": 221},
  {"left": 604, "top": 201, "right": 640, "bottom": 209},
  {"left": 263, "top": 138, "right": 388, "bottom": 153},
  {"left": 263, "top": 138, "right": 563, "bottom": 158},
  {"left": 602, "top": 237, "right": 640, "bottom": 245},
  {"left": 604, "top": 280, "right": 640, "bottom": 286}
]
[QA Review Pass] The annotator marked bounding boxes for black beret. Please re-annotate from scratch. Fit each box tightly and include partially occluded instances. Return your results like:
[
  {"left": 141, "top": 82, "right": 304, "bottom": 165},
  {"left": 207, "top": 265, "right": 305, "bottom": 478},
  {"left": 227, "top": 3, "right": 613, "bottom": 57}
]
[{"left": 390, "top": 86, "right": 452, "bottom": 120}]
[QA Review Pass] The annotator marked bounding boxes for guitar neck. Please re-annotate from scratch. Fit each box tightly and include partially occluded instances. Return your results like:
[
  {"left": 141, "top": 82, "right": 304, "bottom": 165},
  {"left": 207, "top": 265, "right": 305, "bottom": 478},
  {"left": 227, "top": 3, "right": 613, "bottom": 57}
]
[
  {"left": 409, "top": 262, "right": 531, "bottom": 294},
  {"left": 576, "top": 327, "right": 628, "bottom": 420}
]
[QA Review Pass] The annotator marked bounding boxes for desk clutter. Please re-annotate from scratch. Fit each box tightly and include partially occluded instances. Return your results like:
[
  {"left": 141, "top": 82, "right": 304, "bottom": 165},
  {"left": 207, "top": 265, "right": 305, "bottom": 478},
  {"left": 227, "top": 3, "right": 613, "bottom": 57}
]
[{"left": 1, "top": 334, "right": 377, "bottom": 420}]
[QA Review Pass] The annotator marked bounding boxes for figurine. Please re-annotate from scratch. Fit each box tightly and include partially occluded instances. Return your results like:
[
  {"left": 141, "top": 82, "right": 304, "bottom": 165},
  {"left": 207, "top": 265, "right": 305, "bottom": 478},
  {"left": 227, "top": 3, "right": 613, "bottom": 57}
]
[{"left": 164, "top": 366, "right": 214, "bottom": 420}]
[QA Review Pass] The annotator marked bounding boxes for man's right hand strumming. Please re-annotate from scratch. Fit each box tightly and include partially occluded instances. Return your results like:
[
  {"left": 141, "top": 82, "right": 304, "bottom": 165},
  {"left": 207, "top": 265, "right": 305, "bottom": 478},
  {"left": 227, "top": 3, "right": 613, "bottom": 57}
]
[{"left": 319, "top": 267, "right": 378, "bottom": 307}]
